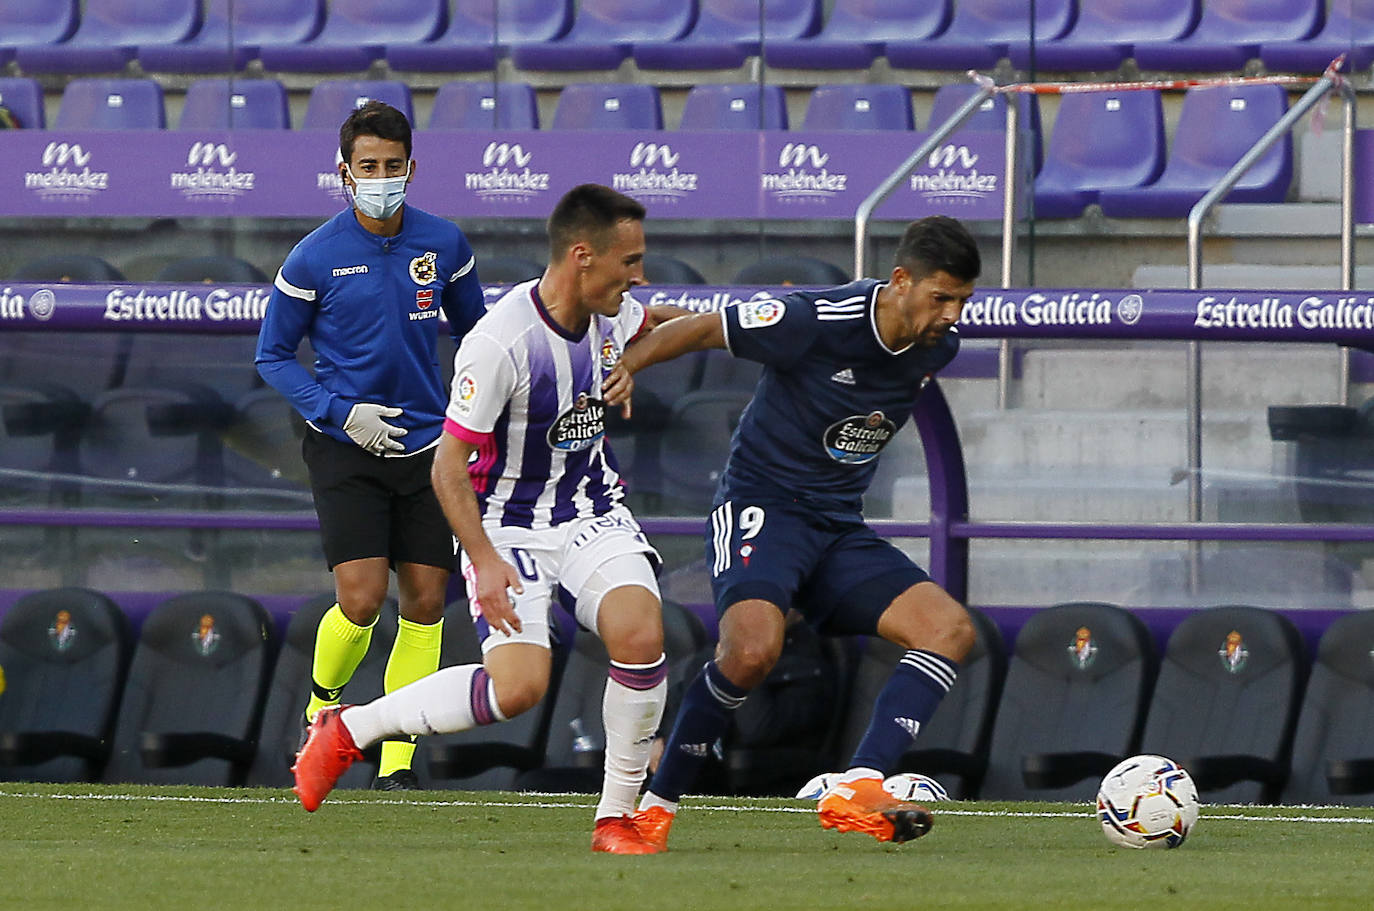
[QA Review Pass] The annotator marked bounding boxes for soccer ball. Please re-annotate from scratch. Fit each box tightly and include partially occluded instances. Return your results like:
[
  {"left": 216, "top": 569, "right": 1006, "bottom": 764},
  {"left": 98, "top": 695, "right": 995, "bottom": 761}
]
[
  {"left": 882, "top": 772, "right": 950, "bottom": 802},
  {"left": 1096, "top": 755, "right": 1200, "bottom": 849},
  {"left": 795, "top": 771, "right": 842, "bottom": 801}
]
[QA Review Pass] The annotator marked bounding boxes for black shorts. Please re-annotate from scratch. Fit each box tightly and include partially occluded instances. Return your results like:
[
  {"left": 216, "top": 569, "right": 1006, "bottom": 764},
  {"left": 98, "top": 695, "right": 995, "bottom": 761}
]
[{"left": 302, "top": 429, "right": 456, "bottom": 572}]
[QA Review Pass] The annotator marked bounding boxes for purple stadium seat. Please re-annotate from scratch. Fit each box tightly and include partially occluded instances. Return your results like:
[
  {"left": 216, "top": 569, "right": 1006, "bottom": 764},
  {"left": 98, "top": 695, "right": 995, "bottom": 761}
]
[
  {"left": 55, "top": 79, "right": 165, "bottom": 130},
  {"left": 551, "top": 84, "right": 663, "bottom": 130},
  {"left": 1098, "top": 85, "right": 1292, "bottom": 218},
  {"left": 138, "top": 0, "right": 323, "bottom": 74},
  {"left": 15, "top": 0, "right": 199, "bottom": 75},
  {"left": 257, "top": 0, "right": 445, "bottom": 73},
  {"left": 803, "top": 84, "right": 914, "bottom": 130},
  {"left": 1132, "top": 0, "right": 1322, "bottom": 72},
  {"left": 929, "top": 84, "right": 1043, "bottom": 173},
  {"left": 177, "top": 79, "right": 290, "bottom": 130},
  {"left": 302, "top": 81, "right": 415, "bottom": 130},
  {"left": 633, "top": 0, "right": 821, "bottom": 71},
  {"left": 510, "top": 0, "right": 693, "bottom": 72},
  {"left": 1033, "top": 90, "right": 1166, "bottom": 218},
  {"left": 1261, "top": 0, "right": 1374, "bottom": 74},
  {"left": 1006, "top": 0, "right": 1200, "bottom": 72},
  {"left": 884, "top": 0, "right": 1073, "bottom": 71},
  {"left": 0, "top": 77, "right": 45, "bottom": 129},
  {"left": 428, "top": 82, "right": 539, "bottom": 130},
  {"left": 0, "top": 0, "right": 78, "bottom": 67},
  {"left": 387, "top": 0, "right": 571, "bottom": 72},
  {"left": 679, "top": 84, "right": 788, "bottom": 130},
  {"left": 764, "top": 0, "right": 951, "bottom": 70}
]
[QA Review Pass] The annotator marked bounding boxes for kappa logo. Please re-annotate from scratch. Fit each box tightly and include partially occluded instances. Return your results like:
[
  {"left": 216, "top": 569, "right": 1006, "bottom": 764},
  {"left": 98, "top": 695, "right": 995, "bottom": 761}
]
[
  {"left": 778, "top": 143, "right": 829, "bottom": 168},
  {"left": 928, "top": 145, "right": 979, "bottom": 169},
  {"left": 630, "top": 142, "right": 679, "bottom": 168},
  {"left": 42, "top": 142, "right": 91, "bottom": 167},
  {"left": 830, "top": 368, "right": 856, "bottom": 385},
  {"left": 186, "top": 142, "right": 237, "bottom": 167},
  {"left": 483, "top": 142, "right": 532, "bottom": 168}
]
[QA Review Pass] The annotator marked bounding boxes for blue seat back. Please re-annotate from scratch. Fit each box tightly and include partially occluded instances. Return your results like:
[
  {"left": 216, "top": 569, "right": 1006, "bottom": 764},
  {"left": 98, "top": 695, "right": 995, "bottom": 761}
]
[
  {"left": 553, "top": 0, "right": 693, "bottom": 43},
  {"left": 307, "top": 0, "right": 445, "bottom": 44},
  {"left": 680, "top": 84, "right": 788, "bottom": 130},
  {"left": 179, "top": 79, "right": 290, "bottom": 129},
  {"left": 1040, "top": 90, "right": 1165, "bottom": 190},
  {"left": 450, "top": 0, "right": 572, "bottom": 43},
  {"left": 551, "top": 84, "right": 663, "bottom": 130},
  {"left": 429, "top": 82, "right": 539, "bottom": 129},
  {"left": 0, "top": 77, "right": 44, "bottom": 128},
  {"left": 55, "top": 79, "right": 166, "bottom": 129},
  {"left": 803, "top": 84, "right": 914, "bottom": 130},
  {"left": 303, "top": 80, "right": 415, "bottom": 129},
  {"left": 0, "top": 0, "right": 78, "bottom": 46}
]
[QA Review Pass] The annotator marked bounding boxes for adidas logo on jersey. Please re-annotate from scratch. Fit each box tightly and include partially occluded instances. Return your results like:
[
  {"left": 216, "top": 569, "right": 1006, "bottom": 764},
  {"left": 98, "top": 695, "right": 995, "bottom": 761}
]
[{"left": 830, "top": 368, "right": 856, "bottom": 385}]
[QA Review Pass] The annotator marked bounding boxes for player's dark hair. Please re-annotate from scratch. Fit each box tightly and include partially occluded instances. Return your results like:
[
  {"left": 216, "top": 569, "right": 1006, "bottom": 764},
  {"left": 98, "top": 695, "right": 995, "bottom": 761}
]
[
  {"left": 339, "top": 100, "right": 413, "bottom": 164},
  {"left": 547, "top": 184, "right": 647, "bottom": 259},
  {"left": 894, "top": 215, "right": 981, "bottom": 283}
]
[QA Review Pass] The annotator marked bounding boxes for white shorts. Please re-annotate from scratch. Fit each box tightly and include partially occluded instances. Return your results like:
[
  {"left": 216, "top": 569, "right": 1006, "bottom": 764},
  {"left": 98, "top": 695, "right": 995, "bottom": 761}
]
[{"left": 461, "top": 505, "right": 661, "bottom": 653}]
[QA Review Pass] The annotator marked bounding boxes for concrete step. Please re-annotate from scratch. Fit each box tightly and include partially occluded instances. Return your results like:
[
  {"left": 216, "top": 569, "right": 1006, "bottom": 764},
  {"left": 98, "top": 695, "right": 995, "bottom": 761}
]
[
  {"left": 1016, "top": 343, "right": 1342, "bottom": 410},
  {"left": 888, "top": 471, "right": 1300, "bottom": 525},
  {"left": 956, "top": 408, "right": 1277, "bottom": 472},
  {"left": 957, "top": 539, "right": 1358, "bottom": 609}
]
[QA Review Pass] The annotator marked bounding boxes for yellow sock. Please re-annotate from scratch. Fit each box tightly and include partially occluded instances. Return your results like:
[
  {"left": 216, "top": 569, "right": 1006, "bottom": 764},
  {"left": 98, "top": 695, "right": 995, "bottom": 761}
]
[
  {"left": 378, "top": 615, "right": 444, "bottom": 777},
  {"left": 305, "top": 604, "right": 375, "bottom": 722}
]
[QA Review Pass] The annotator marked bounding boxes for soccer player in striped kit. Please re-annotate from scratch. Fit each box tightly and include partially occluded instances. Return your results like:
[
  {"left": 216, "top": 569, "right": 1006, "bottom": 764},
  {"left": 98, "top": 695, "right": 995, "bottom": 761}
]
[
  {"left": 293, "top": 184, "right": 685, "bottom": 855},
  {"left": 604, "top": 216, "right": 983, "bottom": 850}
]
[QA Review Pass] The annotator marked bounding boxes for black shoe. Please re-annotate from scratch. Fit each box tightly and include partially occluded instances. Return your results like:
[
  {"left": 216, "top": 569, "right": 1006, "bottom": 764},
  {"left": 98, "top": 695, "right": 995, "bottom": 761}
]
[
  {"left": 286, "top": 712, "right": 311, "bottom": 771},
  {"left": 373, "top": 769, "right": 423, "bottom": 791}
]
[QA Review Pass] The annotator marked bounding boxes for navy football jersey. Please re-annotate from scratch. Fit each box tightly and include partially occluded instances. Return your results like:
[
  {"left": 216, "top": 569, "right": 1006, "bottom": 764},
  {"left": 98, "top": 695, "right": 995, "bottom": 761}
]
[{"left": 718, "top": 279, "right": 958, "bottom": 510}]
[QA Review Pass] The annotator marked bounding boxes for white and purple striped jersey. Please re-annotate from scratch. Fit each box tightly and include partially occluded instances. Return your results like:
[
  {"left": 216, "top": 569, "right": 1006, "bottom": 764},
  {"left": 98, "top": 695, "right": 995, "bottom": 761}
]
[{"left": 443, "top": 280, "right": 647, "bottom": 529}]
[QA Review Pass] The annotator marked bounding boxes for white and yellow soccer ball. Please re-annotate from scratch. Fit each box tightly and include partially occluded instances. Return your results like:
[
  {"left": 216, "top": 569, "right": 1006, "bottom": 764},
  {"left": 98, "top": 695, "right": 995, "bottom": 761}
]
[
  {"left": 882, "top": 772, "right": 950, "bottom": 802},
  {"left": 795, "top": 771, "right": 843, "bottom": 801},
  {"left": 1096, "top": 754, "right": 1200, "bottom": 849}
]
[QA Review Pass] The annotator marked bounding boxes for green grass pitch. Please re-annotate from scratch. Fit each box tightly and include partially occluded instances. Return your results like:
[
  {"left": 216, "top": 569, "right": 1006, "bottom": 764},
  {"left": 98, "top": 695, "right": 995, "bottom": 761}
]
[{"left": 4, "top": 785, "right": 1373, "bottom": 910}]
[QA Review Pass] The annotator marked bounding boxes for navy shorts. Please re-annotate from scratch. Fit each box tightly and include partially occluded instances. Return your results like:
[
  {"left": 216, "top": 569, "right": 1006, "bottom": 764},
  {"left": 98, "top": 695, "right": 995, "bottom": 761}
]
[
  {"left": 705, "top": 495, "right": 931, "bottom": 636},
  {"left": 302, "top": 429, "right": 456, "bottom": 571}
]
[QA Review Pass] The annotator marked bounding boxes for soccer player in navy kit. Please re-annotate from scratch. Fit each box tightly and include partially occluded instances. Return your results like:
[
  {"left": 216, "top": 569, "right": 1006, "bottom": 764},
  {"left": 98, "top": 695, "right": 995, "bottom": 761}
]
[
  {"left": 256, "top": 101, "right": 485, "bottom": 789},
  {"left": 604, "top": 215, "right": 982, "bottom": 850}
]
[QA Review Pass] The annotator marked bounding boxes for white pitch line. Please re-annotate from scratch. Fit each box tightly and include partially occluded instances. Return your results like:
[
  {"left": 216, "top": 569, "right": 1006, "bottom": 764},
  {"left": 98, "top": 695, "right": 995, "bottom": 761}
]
[{"left": 0, "top": 790, "right": 1370, "bottom": 824}]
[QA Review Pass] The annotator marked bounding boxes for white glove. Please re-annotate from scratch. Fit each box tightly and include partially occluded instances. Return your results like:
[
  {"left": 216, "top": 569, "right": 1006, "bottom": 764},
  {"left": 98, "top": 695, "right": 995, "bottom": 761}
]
[{"left": 343, "top": 402, "right": 407, "bottom": 455}]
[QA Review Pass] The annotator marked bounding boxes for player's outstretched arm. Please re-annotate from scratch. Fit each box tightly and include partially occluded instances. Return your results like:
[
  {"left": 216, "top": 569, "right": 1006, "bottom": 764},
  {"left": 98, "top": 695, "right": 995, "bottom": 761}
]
[
  {"left": 603, "top": 310, "right": 724, "bottom": 407},
  {"left": 431, "top": 433, "right": 524, "bottom": 634}
]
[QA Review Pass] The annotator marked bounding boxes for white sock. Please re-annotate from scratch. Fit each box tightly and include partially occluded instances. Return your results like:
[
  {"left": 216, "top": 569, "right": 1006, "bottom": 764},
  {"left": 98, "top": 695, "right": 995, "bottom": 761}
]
[
  {"left": 638, "top": 791, "right": 678, "bottom": 814},
  {"left": 595, "top": 661, "right": 667, "bottom": 821},
  {"left": 341, "top": 664, "right": 505, "bottom": 749}
]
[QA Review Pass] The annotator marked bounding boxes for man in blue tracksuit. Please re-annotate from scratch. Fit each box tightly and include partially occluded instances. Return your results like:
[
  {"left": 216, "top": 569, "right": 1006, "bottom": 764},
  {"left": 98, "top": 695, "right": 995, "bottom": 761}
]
[{"left": 256, "top": 100, "right": 486, "bottom": 789}]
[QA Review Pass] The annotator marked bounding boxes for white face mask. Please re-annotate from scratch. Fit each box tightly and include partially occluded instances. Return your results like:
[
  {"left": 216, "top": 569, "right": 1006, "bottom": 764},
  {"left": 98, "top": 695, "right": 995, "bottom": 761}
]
[{"left": 345, "top": 162, "right": 411, "bottom": 220}]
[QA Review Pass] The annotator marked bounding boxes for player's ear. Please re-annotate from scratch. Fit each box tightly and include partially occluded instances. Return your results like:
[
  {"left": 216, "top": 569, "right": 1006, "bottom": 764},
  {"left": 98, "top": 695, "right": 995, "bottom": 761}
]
[
  {"left": 572, "top": 241, "right": 594, "bottom": 269},
  {"left": 890, "top": 265, "right": 912, "bottom": 292},
  {"left": 405, "top": 159, "right": 416, "bottom": 184}
]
